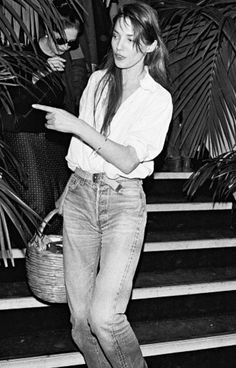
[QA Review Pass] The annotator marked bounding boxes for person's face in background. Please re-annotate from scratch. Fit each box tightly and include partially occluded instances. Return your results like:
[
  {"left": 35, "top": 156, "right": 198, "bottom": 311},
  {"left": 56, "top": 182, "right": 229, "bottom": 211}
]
[{"left": 49, "top": 27, "right": 79, "bottom": 55}]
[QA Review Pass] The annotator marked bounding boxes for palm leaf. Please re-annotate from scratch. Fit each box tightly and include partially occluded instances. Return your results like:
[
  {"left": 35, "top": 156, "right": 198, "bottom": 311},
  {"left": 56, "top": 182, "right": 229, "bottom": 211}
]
[
  {"left": 150, "top": 0, "right": 236, "bottom": 157},
  {"left": 0, "top": 48, "right": 62, "bottom": 116},
  {"left": 0, "top": 205, "right": 14, "bottom": 267},
  {"left": 0, "top": 1, "right": 84, "bottom": 266},
  {"left": 184, "top": 151, "right": 236, "bottom": 201},
  {"left": 1, "top": 0, "right": 85, "bottom": 48},
  {"left": 0, "top": 0, "right": 84, "bottom": 104},
  {"left": 0, "top": 138, "right": 28, "bottom": 186},
  {"left": 0, "top": 176, "right": 41, "bottom": 266}
]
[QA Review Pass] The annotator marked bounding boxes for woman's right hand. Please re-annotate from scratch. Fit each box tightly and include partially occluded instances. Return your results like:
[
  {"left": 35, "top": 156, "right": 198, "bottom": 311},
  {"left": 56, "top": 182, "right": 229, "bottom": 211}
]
[
  {"left": 47, "top": 56, "right": 66, "bottom": 72},
  {"left": 55, "top": 193, "right": 64, "bottom": 215},
  {"left": 55, "top": 181, "right": 70, "bottom": 215},
  {"left": 32, "top": 104, "right": 79, "bottom": 134}
]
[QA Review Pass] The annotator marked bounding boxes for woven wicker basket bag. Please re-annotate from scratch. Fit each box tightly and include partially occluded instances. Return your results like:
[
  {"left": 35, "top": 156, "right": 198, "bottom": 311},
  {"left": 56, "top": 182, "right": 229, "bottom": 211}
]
[{"left": 26, "top": 209, "right": 67, "bottom": 303}]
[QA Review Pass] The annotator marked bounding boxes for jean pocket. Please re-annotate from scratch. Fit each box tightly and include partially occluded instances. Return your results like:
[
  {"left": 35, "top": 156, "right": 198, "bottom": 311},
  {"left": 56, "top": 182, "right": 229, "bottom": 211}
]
[
  {"left": 119, "top": 182, "right": 146, "bottom": 213},
  {"left": 119, "top": 180, "right": 142, "bottom": 197}
]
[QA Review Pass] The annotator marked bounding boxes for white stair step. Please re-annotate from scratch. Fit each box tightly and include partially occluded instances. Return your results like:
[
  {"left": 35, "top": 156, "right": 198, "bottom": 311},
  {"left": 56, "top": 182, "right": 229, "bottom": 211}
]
[
  {"left": 7, "top": 237, "right": 236, "bottom": 260},
  {"left": 6, "top": 249, "right": 26, "bottom": 259},
  {"left": 2, "top": 279, "right": 236, "bottom": 310},
  {"left": 144, "top": 238, "right": 236, "bottom": 252},
  {"left": 147, "top": 202, "right": 232, "bottom": 212},
  {"left": 133, "top": 280, "right": 236, "bottom": 299},
  {"left": 154, "top": 172, "right": 192, "bottom": 180},
  {"left": 1, "top": 333, "right": 236, "bottom": 367},
  {"left": 0, "top": 297, "right": 48, "bottom": 310}
]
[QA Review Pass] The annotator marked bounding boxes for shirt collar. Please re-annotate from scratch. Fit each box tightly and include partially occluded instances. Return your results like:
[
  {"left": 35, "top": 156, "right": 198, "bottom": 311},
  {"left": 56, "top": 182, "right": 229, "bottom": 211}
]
[{"left": 140, "top": 66, "right": 159, "bottom": 93}]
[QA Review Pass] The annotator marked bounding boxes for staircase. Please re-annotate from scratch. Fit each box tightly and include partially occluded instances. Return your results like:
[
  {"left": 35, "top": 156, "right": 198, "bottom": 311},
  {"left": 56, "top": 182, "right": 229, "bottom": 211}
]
[{"left": 1, "top": 170, "right": 236, "bottom": 367}]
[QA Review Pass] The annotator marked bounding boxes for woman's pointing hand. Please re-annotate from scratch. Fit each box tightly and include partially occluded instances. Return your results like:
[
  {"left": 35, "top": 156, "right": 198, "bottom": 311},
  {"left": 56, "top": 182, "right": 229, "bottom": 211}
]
[{"left": 32, "top": 104, "right": 78, "bottom": 134}]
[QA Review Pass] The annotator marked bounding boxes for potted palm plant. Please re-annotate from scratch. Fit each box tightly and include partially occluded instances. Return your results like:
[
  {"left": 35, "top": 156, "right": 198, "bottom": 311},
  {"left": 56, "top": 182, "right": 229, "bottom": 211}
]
[
  {"left": 148, "top": 0, "right": 236, "bottom": 190},
  {"left": 0, "top": 0, "right": 84, "bottom": 267}
]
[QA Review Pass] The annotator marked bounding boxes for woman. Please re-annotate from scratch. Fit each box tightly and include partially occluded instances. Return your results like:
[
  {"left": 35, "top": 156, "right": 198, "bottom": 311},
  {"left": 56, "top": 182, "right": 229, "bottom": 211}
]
[
  {"left": 2, "top": 1, "right": 84, "bottom": 234},
  {"left": 36, "top": 0, "right": 85, "bottom": 115},
  {"left": 33, "top": 2, "right": 173, "bottom": 367}
]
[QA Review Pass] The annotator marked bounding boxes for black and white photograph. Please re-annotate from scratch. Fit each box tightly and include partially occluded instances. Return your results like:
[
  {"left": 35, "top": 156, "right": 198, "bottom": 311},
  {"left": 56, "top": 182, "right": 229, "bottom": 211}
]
[{"left": 1, "top": 1, "right": 236, "bottom": 367}]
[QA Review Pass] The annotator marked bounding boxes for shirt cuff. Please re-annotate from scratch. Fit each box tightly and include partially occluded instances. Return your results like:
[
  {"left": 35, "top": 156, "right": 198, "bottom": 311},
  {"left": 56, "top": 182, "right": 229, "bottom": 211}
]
[{"left": 124, "top": 138, "right": 149, "bottom": 162}]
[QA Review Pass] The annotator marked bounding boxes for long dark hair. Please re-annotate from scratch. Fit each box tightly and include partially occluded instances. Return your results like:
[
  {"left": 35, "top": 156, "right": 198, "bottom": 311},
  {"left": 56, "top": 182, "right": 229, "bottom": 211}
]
[
  {"left": 95, "top": 1, "right": 170, "bottom": 135},
  {"left": 50, "top": 0, "right": 83, "bottom": 36}
]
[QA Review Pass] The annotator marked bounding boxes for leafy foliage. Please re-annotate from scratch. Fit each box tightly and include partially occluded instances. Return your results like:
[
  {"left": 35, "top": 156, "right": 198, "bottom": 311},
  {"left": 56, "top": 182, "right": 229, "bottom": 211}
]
[
  {"left": 0, "top": 0, "right": 84, "bottom": 111},
  {"left": 184, "top": 150, "right": 236, "bottom": 201},
  {"left": 150, "top": 0, "right": 236, "bottom": 158},
  {"left": 0, "top": 139, "right": 41, "bottom": 267},
  {"left": 0, "top": 0, "right": 84, "bottom": 266}
]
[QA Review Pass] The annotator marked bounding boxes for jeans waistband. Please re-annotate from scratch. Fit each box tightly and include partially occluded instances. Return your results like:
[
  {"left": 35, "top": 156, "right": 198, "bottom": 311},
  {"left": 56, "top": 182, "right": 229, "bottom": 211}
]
[{"left": 74, "top": 167, "right": 123, "bottom": 192}]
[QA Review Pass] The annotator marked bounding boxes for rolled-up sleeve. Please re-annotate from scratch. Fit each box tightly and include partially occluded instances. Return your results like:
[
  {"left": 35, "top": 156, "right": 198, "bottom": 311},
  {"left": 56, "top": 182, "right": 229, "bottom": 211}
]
[
  {"left": 67, "top": 68, "right": 173, "bottom": 179},
  {"left": 123, "top": 91, "right": 173, "bottom": 162}
]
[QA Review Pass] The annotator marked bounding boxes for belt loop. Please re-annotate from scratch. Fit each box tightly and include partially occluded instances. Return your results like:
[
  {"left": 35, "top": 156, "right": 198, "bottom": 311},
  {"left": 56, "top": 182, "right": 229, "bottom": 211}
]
[
  {"left": 80, "top": 177, "right": 86, "bottom": 186},
  {"left": 92, "top": 173, "right": 100, "bottom": 183},
  {"left": 103, "top": 176, "right": 122, "bottom": 192}
]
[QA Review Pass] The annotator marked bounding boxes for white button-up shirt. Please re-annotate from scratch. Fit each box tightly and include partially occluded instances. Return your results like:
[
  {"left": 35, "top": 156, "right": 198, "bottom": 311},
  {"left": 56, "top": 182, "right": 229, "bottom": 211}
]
[{"left": 66, "top": 67, "right": 173, "bottom": 179}]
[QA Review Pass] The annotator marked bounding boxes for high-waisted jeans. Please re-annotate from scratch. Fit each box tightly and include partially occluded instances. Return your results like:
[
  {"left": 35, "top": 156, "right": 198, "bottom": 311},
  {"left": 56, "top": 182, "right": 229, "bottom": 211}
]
[{"left": 63, "top": 167, "right": 148, "bottom": 368}]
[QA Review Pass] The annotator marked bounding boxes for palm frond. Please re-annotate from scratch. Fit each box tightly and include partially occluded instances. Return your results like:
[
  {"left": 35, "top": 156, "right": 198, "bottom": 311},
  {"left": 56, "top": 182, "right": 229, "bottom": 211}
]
[
  {"left": 0, "top": 138, "right": 28, "bottom": 186},
  {"left": 0, "top": 47, "right": 63, "bottom": 116},
  {"left": 150, "top": 0, "right": 236, "bottom": 157},
  {"left": 0, "top": 0, "right": 84, "bottom": 109},
  {"left": 0, "top": 205, "right": 14, "bottom": 267},
  {"left": 184, "top": 151, "right": 236, "bottom": 201},
  {"left": 0, "top": 176, "right": 41, "bottom": 266},
  {"left": 0, "top": 0, "right": 85, "bottom": 48},
  {"left": 0, "top": 1, "right": 84, "bottom": 266}
]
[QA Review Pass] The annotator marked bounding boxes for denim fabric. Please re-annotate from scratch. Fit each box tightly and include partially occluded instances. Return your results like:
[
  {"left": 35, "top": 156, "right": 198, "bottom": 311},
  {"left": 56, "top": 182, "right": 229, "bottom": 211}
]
[{"left": 63, "top": 168, "right": 148, "bottom": 368}]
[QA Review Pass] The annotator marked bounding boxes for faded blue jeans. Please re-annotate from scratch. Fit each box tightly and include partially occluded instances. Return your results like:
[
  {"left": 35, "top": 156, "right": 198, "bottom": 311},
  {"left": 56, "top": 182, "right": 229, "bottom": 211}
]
[{"left": 63, "top": 167, "right": 148, "bottom": 368}]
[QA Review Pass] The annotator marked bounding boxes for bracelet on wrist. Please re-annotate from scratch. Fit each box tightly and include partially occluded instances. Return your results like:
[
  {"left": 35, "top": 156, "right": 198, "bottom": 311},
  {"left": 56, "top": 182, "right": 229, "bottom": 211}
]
[{"left": 94, "top": 137, "right": 108, "bottom": 155}]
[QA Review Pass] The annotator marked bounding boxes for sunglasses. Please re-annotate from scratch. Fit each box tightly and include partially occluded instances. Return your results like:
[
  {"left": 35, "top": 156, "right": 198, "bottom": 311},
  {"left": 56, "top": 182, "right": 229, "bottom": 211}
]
[{"left": 55, "top": 37, "right": 77, "bottom": 47}]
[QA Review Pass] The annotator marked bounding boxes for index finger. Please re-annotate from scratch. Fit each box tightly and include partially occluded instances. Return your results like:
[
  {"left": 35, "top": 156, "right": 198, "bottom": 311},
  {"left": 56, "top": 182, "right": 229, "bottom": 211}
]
[
  {"left": 49, "top": 56, "right": 66, "bottom": 62},
  {"left": 32, "top": 104, "right": 57, "bottom": 112},
  {"left": 56, "top": 57, "right": 66, "bottom": 62}
]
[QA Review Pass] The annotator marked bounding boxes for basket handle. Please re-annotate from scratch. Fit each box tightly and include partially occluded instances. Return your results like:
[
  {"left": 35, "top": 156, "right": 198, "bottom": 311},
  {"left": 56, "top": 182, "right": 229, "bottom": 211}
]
[{"left": 38, "top": 208, "right": 60, "bottom": 236}]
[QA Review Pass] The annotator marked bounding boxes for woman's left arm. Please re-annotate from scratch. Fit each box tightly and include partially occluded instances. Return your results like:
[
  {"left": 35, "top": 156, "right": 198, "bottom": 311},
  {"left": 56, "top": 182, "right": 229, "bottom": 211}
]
[{"left": 32, "top": 104, "right": 139, "bottom": 174}]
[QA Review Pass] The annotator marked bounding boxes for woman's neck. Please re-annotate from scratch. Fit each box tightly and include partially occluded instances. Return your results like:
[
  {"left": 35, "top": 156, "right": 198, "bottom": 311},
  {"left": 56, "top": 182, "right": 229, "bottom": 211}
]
[
  {"left": 119, "top": 66, "right": 146, "bottom": 104},
  {"left": 122, "top": 66, "right": 146, "bottom": 89}
]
